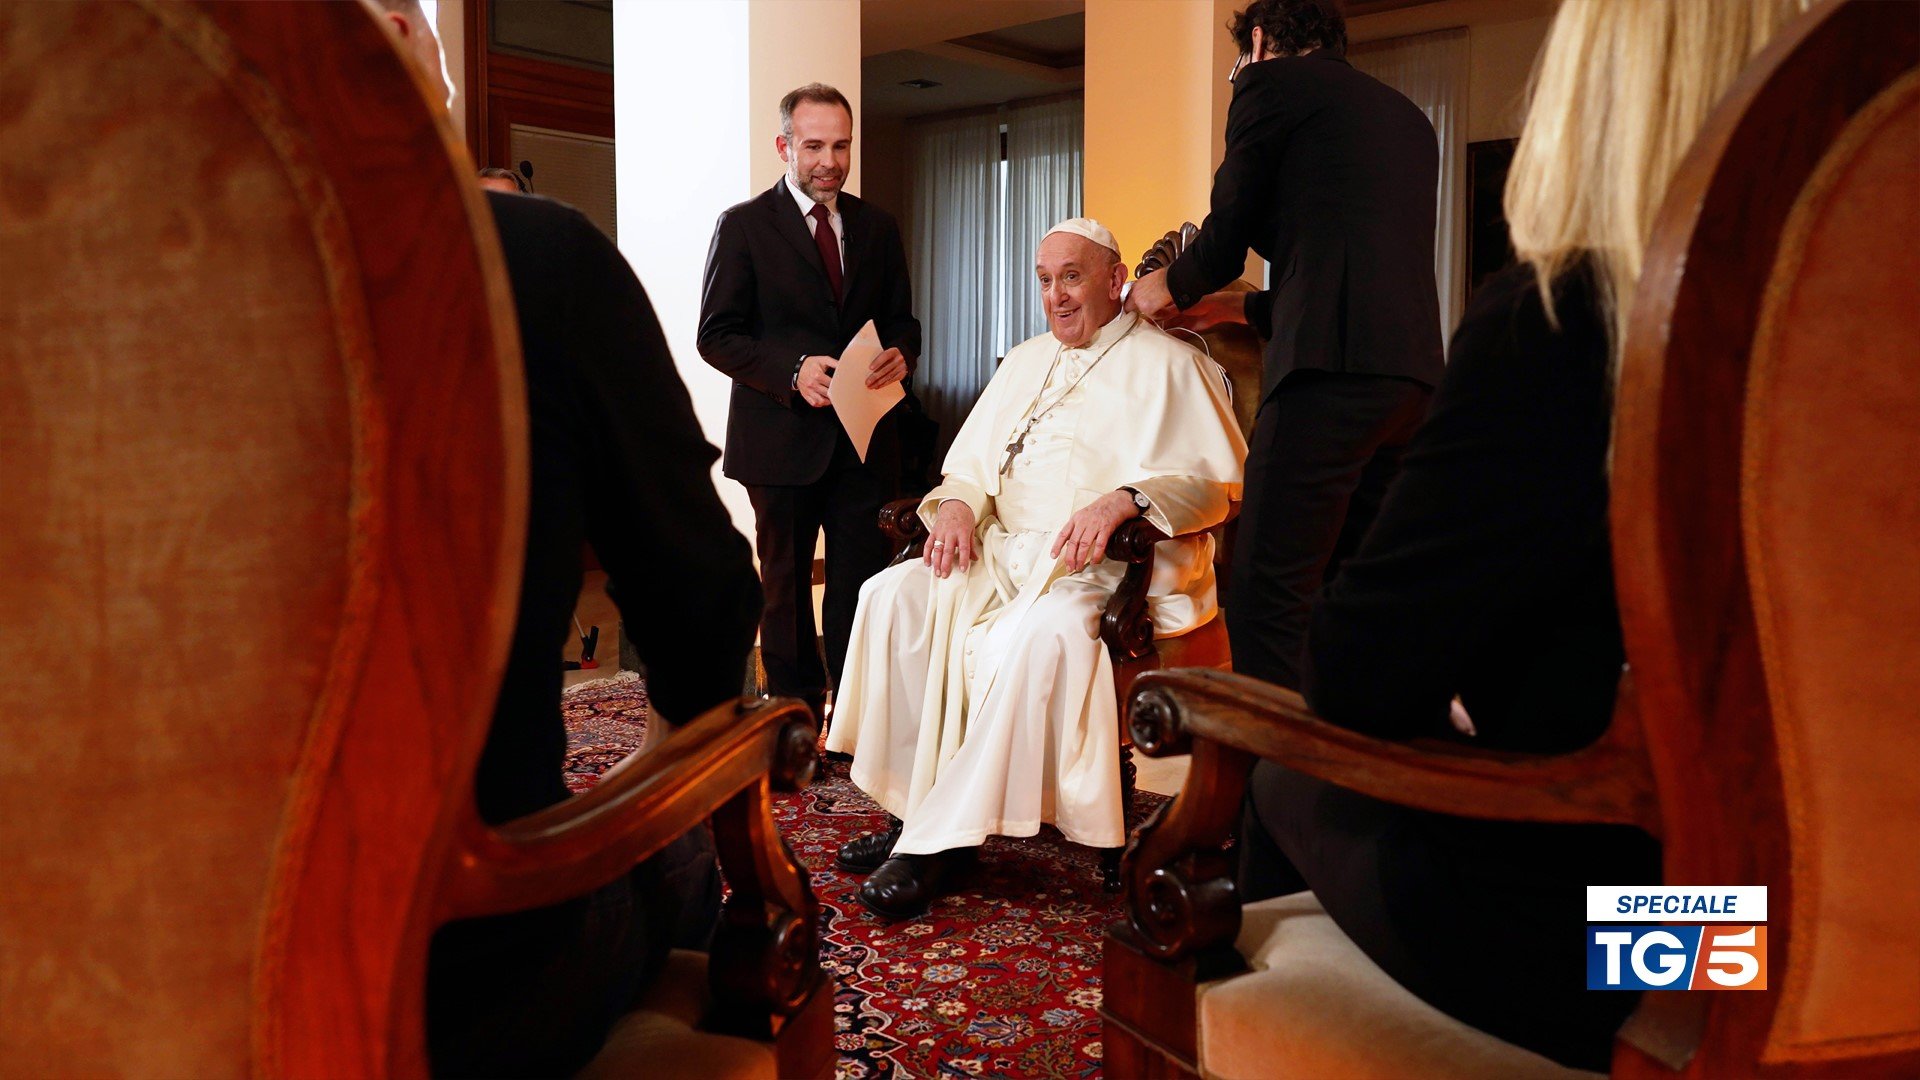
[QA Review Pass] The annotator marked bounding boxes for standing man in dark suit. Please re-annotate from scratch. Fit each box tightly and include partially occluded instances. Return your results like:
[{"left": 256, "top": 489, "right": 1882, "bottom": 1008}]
[
  {"left": 1127, "top": 0, "right": 1444, "bottom": 691},
  {"left": 698, "top": 83, "right": 921, "bottom": 721}
]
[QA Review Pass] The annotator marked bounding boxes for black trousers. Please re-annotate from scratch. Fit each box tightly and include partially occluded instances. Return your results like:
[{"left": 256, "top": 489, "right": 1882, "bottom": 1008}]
[
  {"left": 1240, "top": 762, "right": 1658, "bottom": 1071},
  {"left": 1227, "top": 370, "right": 1431, "bottom": 690},
  {"left": 745, "top": 435, "right": 891, "bottom": 715},
  {"left": 426, "top": 826, "right": 722, "bottom": 1077}
]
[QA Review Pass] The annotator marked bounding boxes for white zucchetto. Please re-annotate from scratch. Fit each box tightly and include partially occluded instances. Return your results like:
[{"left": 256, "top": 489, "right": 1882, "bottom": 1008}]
[{"left": 1041, "top": 217, "right": 1121, "bottom": 258}]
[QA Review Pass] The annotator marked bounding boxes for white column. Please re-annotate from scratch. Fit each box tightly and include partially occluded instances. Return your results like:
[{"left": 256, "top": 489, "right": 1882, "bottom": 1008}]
[{"left": 614, "top": 0, "right": 862, "bottom": 543}]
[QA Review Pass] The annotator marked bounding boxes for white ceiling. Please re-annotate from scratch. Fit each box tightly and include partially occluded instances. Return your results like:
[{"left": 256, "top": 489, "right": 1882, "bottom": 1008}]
[
  {"left": 862, "top": 2, "right": 1085, "bottom": 120},
  {"left": 861, "top": 0, "right": 1083, "bottom": 57}
]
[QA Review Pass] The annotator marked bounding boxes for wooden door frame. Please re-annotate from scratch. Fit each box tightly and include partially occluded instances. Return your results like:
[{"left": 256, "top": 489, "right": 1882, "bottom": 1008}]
[{"left": 461, "top": 0, "right": 614, "bottom": 171}]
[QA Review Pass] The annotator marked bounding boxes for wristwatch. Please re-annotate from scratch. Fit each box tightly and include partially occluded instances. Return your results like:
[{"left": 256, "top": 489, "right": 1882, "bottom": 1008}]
[{"left": 1121, "top": 487, "right": 1151, "bottom": 512}]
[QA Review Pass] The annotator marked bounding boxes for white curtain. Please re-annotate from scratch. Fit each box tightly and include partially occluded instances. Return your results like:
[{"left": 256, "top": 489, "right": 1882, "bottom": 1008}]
[
  {"left": 908, "top": 111, "right": 1003, "bottom": 451},
  {"left": 1003, "top": 97, "right": 1084, "bottom": 348},
  {"left": 1351, "top": 28, "right": 1469, "bottom": 345}
]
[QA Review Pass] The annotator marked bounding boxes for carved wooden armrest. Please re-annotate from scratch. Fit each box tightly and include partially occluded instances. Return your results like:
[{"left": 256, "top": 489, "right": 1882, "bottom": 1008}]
[
  {"left": 1100, "top": 501, "right": 1242, "bottom": 664},
  {"left": 441, "top": 695, "right": 823, "bottom": 1025},
  {"left": 879, "top": 497, "right": 927, "bottom": 565},
  {"left": 1118, "top": 667, "right": 1658, "bottom": 961}
]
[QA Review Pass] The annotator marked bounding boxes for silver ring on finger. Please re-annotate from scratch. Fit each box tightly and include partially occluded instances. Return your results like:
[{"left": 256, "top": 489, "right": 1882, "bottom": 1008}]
[{"left": 932, "top": 539, "right": 945, "bottom": 548}]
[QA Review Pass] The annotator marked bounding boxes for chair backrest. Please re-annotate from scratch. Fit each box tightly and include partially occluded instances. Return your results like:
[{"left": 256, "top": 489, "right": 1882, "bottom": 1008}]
[
  {"left": 1134, "top": 225, "right": 1264, "bottom": 442},
  {"left": 0, "top": 3, "right": 524, "bottom": 1075},
  {"left": 1611, "top": 1, "right": 1918, "bottom": 1073}
]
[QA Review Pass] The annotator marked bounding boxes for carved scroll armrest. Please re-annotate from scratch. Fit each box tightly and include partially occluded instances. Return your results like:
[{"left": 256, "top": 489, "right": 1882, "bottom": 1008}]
[
  {"left": 1119, "top": 667, "right": 1659, "bottom": 961},
  {"left": 440, "top": 696, "right": 817, "bottom": 917},
  {"left": 1100, "top": 516, "right": 1171, "bottom": 662},
  {"left": 879, "top": 497, "right": 927, "bottom": 565},
  {"left": 1131, "top": 667, "right": 1658, "bottom": 829},
  {"left": 442, "top": 695, "right": 826, "bottom": 1028},
  {"left": 1099, "top": 501, "right": 1241, "bottom": 664}
]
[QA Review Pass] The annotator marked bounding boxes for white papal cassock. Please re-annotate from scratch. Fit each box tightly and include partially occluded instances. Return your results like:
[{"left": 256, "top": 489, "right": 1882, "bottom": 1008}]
[{"left": 825, "top": 311, "right": 1246, "bottom": 855}]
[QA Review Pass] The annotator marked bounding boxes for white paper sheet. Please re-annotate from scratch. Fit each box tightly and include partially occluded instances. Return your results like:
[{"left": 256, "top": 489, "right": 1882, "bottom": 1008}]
[{"left": 830, "top": 320, "right": 905, "bottom": 462}]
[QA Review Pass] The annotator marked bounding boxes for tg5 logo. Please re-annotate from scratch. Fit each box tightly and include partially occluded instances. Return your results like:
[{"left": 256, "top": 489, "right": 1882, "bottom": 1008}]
[{"left": 1586, "top": 925, "right": 1768, "bottom": 991}]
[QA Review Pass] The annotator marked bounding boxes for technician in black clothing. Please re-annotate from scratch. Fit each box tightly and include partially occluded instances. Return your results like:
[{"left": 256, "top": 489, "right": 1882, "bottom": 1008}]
[
  {"left": 1128, "top": 0, "right": 1444, "bottom": 690},
  {"left": 372, "top": 6, "right": 763, "bottom": 1074},
  {"left": 698, "top": 84, "right": 921, "bottom": 721}
]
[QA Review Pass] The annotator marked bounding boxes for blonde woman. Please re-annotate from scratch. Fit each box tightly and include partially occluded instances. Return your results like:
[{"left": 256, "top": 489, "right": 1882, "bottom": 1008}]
[{"left": 1235, "top": 0, "right": 1813, "bottom": 1069}]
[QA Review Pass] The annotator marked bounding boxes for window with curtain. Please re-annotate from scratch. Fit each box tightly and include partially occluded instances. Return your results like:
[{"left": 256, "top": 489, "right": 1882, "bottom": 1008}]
[
  {"left": 1351, "top": 28, "right": 1469, "bottom": 345},
  {"left": 908, "top": 95, "right": 1082, "bottom": 459}
]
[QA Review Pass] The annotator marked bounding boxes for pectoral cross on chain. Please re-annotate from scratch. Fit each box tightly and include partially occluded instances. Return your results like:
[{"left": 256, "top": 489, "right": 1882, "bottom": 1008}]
[{"left": 1000, "top": 421, "right": 1034, "bottom": 477}]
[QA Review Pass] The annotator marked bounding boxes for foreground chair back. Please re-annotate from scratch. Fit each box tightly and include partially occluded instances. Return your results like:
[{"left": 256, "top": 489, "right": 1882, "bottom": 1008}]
[
  {"left": 0, "top": 4, "right": 825, "bottom": 1076},
  {"left": 1102, "top": 2, "right": 1919, "bottom": 1076}
]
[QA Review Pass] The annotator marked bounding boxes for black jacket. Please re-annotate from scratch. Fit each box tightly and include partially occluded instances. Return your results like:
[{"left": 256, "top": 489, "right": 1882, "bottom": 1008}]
[
  {"left": 480, "top": 191, "right": 762, "bottom": 824},
  {"left": 697, "top": 180, "right": 921, "bottom": 486},
  {"left": 1169, "top": 53, "right": 1446, "bottom": 399}
]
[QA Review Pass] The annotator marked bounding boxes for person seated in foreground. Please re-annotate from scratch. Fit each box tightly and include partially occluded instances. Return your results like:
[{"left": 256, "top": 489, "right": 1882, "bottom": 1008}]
[
  {"left": 826, "top": 218, "right": 1247, "bottom": 918},
  {"left": 1222, "top": 0, "right": 1811, "bottom": 1070},
  {"left": 369, "top": 2, "right": 764, "bottom": 1074}
]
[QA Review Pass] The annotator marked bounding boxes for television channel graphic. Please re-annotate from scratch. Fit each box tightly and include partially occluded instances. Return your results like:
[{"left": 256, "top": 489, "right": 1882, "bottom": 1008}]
[{"left": 1584, "top": 887, "right": 1768, "bottom": 991}]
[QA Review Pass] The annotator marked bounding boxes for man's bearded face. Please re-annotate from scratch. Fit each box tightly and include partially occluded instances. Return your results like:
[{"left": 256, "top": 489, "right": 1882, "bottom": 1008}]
[
  {"left": 1035, "top": 233, "right": 1125, "bottom": 348},
  {"left": 779, "top": 101, "right": 851, "bottom": 202}
]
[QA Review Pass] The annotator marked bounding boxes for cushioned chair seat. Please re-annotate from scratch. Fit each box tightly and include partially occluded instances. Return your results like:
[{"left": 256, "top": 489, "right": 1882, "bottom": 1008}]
[
  {"left": 1195, "top": 893, "right": 1604, "bottom": 1080},
  {"left": 579, "top": 951, "right": 778, "bottom": 1080}
]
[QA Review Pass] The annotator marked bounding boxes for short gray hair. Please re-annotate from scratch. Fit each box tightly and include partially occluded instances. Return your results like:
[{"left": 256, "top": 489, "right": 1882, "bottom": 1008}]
[{"left": 779, "top": 83, "right": 852, "bottom": 136}]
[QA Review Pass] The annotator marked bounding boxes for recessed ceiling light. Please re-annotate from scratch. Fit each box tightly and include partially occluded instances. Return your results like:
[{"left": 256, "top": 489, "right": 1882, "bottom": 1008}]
[{"left": 900, "top": 78, "right": 942, "bottom": 89}]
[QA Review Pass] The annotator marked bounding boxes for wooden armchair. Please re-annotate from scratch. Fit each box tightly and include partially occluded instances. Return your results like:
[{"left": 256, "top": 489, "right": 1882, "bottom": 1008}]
[
  {"left": 878, "top": 241, "right": 1260, "bottom": 890},
  {"left": 0, "top": 4, "right": 827, "bottom": 1077},
  {"left": 1101, "top": 3, "right": 1920, "bottom": 1077}
]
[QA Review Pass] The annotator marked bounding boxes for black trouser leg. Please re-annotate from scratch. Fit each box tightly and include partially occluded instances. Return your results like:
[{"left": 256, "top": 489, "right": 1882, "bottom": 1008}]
[
  {"left": 746, "top": 480, "right": 828, "bottom": 714},
  {"left": 1226, "top": 371, "right": 1431, "bottom": 689},
  {"left": 819, "top": 437, "right": 891, "bottom": 694}
]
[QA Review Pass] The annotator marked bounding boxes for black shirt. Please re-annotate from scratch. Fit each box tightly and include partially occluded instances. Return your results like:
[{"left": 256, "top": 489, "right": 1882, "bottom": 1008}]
[{"left": 1306, "top": 259, "right": 1623, "bottom": 753}]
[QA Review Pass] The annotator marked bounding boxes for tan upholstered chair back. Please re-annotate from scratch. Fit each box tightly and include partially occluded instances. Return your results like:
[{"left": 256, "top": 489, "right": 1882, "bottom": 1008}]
[
  {"left": 1612, "top": 2, "right": 1918, "bottom": 1073},
  {"left": 0, "top": 3, "right": 524, "bottom": 1075},
  {"left": 1739, "top": 69, "right": 1920, "bottom": 1061}
]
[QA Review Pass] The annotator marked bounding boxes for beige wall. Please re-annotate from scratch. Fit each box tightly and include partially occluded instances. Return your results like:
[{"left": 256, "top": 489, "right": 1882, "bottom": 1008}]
[
  {"left": 749, "top": 0, "right": 863, "bottom": 196},
  {"left": 862, "top": 114, "right": 910, "bottom": 225},
  {"left": 1467, "top": 15, "right": 1551, "bottom": 142},
  {"left": 1084, "top": 0, "right": 1219, "bottom": 271}
]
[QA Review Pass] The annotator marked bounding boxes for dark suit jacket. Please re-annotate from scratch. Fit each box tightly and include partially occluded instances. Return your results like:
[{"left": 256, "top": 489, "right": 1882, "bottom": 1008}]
[
  {"left": 429, "top": 192, "right": 763, "bottom": 1076},
  {"left": 1169, "top": 53, "right": 1446, "bottom": 400},
  {"left": 697, "top": 180, "right": 921, "bottom": 486},
  {"left": 482, "top": 191, "right": 762, "bottom": 825}
]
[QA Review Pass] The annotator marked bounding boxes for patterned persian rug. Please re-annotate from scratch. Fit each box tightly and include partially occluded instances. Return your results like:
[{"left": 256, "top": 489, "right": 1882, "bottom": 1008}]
[{"left": 562, "top": 673, "right": 1168, "bottom": 1080}]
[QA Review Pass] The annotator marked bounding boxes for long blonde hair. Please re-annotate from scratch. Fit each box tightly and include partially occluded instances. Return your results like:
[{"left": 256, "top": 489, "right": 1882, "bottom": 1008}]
[{"left": 1504, "top": 0, "right": 1813, "bottom": 362}]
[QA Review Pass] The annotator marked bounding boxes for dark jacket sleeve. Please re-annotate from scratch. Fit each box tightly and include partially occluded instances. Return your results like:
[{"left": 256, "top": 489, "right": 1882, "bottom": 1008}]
[
  {"left": 1303, "top": 270, "right": 1615, "bottom": 740},
  {"left": 876, "top": 214, "right": 922, "bottom": 371},
  {"left": 696, "top": 209, "right": 801, "bottom": 405},
  {"left": 1167, "top": 67, "right": 1305, "bottom": 309},
  {"left": 569, "top": 216, "right": 763, "bottom": 724}
]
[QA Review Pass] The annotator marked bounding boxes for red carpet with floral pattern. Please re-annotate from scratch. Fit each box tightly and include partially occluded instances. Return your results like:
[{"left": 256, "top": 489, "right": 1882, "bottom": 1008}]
[{"left": 562, "top": 674, "right": 1165, "bottom": 1080}]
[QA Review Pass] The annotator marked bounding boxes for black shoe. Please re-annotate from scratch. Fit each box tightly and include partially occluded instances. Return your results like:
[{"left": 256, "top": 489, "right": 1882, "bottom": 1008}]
[
  {"left": 834, "top": 817, "right": 902, "bottom": 874},
  {"left": 858, "top": 849, "right": 976, "bottom": 920}
]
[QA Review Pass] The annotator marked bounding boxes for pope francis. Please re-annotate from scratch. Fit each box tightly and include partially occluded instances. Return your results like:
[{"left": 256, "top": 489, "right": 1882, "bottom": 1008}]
[{"left": 825, "top": 218, "right": 1247, "bottom": 918}]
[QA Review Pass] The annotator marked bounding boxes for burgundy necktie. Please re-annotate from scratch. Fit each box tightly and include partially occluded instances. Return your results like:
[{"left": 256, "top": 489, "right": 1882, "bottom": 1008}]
[{"left": 809, "top": 202, "right": 843, "bottom": 301}]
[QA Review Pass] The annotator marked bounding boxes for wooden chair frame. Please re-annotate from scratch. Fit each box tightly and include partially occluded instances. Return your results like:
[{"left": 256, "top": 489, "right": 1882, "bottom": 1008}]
[{"left": 1099, "top": 3, "right": 1920, "bottom": 1077}]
